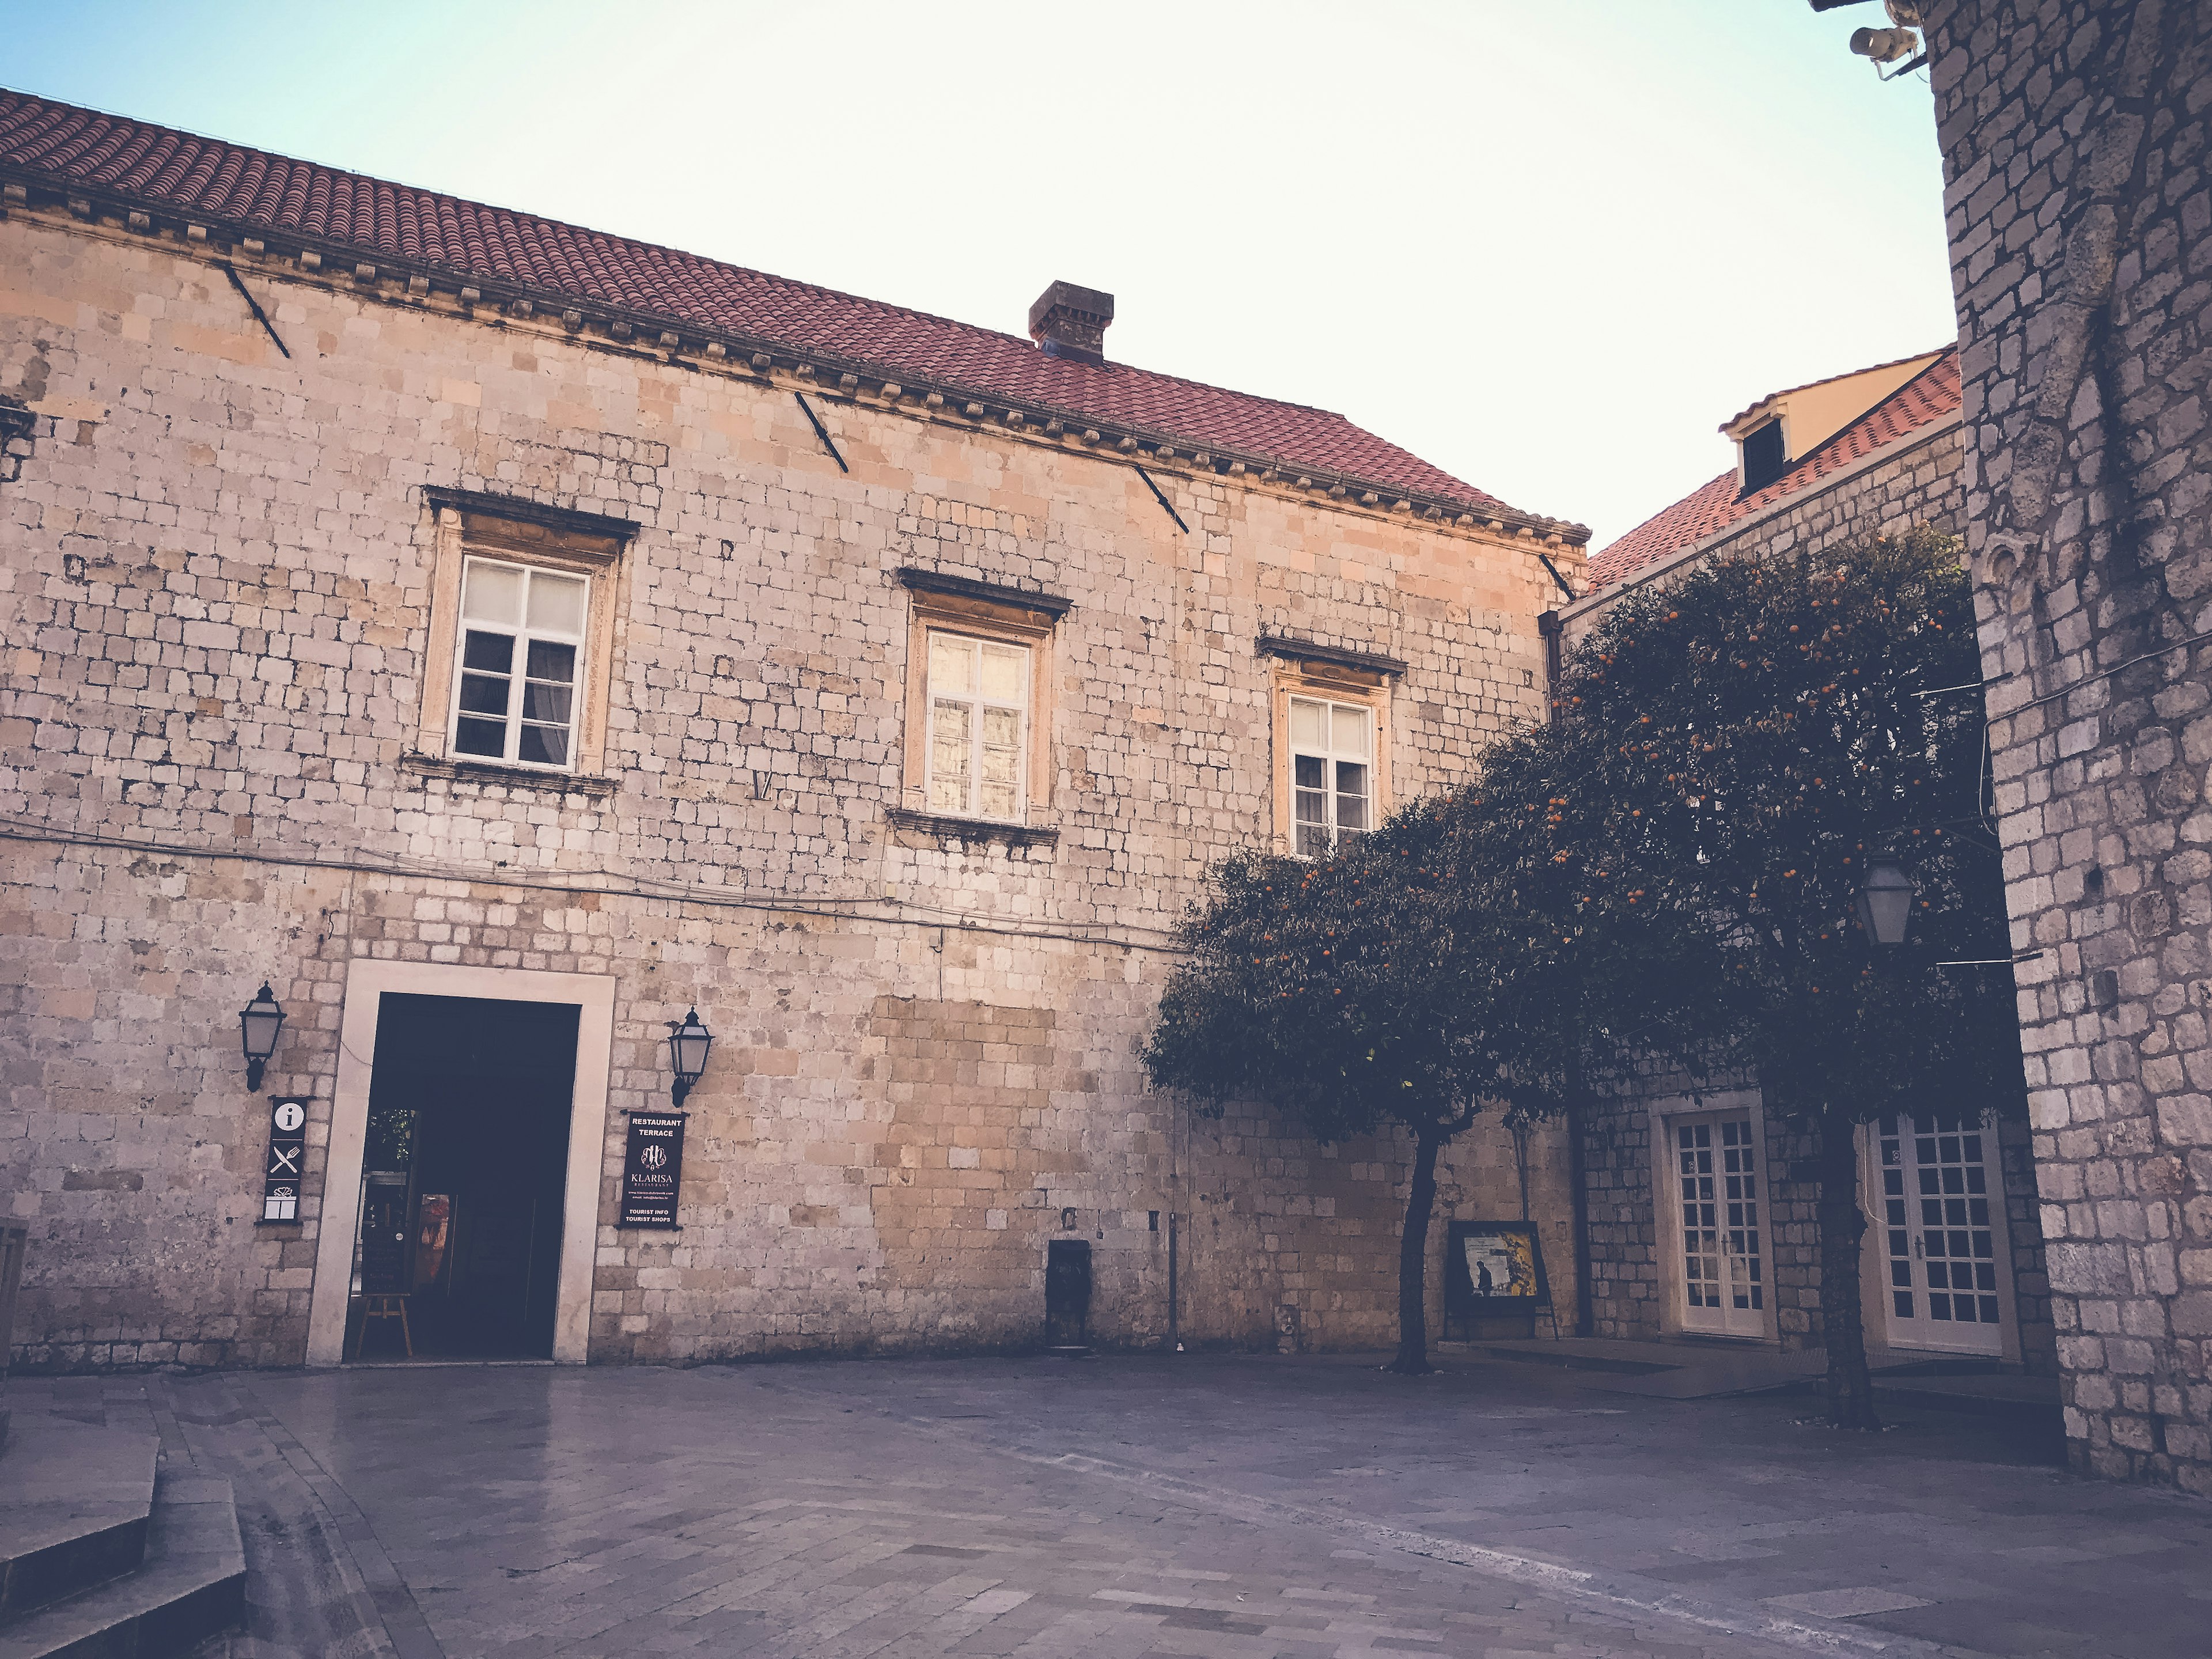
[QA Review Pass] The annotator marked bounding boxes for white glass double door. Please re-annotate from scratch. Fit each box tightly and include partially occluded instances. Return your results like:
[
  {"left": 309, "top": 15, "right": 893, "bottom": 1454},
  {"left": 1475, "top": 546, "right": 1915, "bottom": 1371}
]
[
  {"left": 1869, "top": 1111, "right": 2009, "bottom": 1355},
  {"left": 1671, "top": 1113, "right": 1767, "bottom": 1336}
]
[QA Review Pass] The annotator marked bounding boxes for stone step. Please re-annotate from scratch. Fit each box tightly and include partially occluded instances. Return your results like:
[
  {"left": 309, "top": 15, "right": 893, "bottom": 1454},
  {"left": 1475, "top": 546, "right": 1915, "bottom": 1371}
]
[
  {"left": 0, "top": 1474, "right": 244, "bottom": 1659},
  {"left": 0, "top": 1423, "right": 157, "bottom": 1620}
]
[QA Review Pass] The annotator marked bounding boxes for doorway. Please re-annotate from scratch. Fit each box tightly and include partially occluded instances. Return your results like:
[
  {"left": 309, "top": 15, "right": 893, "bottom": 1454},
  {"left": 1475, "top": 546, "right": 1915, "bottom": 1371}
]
[
  {"left": 1868, "top": 1111, "right": 2010, "bottom": 1357},
  {"left": 1668, "top": 1112, "right": 1767, "bottom": 1337},
  {"left": 347, "top": 994, "right": 579, "bottom": 1359}
]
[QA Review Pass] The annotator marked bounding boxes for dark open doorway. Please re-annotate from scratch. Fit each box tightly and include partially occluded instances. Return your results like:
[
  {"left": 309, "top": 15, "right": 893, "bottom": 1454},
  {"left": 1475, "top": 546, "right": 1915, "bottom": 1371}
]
[{"left": 349, "top": 994, "right": 579, "bottom": 1360}]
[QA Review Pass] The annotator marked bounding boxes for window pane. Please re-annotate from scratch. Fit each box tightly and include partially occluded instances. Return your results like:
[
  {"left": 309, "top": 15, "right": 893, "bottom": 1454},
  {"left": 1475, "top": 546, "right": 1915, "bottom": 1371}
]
[
  {"left": 517, "top": 722, "right": 569, "bottom": 766},
  {"left": 462, "top": 628, "right": 514, "bottom": 672},
  {"left": 1295, "top": 824, "right": 1332, "bottom": 857},
  {"left": 1336, "top": 761, "right": 1369, "bottom": 832},
  {"left": 1294, "top": 755, "right": 1325, "bottom": 790},
  {"left": 979, "top": 642, "right": 1027, "bottom": 703},
  {"left": 462, "top": 562, "right": 524, "bottom": 624},
  {"left": 1295, "top": 789, "right": 1327, "bottom": 827},
  {"left": 526, "top": 571, "right": 586, "bottom": 634},
  {"left": 526, "top": 639, "right": 577, "bottom": 685},
  {"left": 929, "top": 699, "right": 971, "bottom": 812},
  {"left": 980, "top": 706, "right": 1022, "bottom": 818},
  {"left": 1289, "top": 698, "right": 1324, "bottom": 748},
  {"left": 930, "top": 634, "right": 975, "bottom": 694},
  {"left": 458, "top": 673, "right": 509, "bottom": 716},
  {"left": 1332, "top": 704, "right": 1370, "bottom": 757},
  {"left": 522, "top": 680, "right": 573, "bottom": 724},
  {"left": 453, "top": 716, "right": 506, "bottom": 757}
]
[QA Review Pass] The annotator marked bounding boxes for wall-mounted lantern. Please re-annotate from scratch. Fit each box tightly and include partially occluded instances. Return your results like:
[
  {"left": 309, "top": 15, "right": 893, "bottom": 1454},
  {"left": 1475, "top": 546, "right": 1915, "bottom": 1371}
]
[
  {"left": 666, "top": 1007, "right": 713, "bottom": 1105},
  {"left": 1856, "top": 857, "right": 1916, "bottom": 947},
  {"left": 239, "top": 982, "right": 286, "bottom": 1092}
]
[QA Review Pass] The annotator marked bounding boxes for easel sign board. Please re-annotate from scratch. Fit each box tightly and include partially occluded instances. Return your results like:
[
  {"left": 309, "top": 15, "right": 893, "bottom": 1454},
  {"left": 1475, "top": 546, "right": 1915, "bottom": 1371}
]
[{"left": 1448, "top": 1221, "right": 1550, "bottom": 1308}]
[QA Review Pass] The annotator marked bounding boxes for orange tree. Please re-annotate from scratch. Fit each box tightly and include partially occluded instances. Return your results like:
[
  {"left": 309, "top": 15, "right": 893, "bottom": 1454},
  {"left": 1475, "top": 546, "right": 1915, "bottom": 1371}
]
[
  {"left": 1141, "top": 806, "right": 1589, "bottom": 1375},
  {"left": 1480, "top": 529, "right": 2025, "bottom": 1427}
]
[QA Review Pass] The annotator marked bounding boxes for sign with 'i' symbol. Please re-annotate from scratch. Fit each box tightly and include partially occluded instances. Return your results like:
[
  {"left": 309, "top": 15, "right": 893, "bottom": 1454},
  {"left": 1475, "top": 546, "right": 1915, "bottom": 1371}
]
[{"left": 262, "top": 1097, "right": 311, "bottom": 1223}]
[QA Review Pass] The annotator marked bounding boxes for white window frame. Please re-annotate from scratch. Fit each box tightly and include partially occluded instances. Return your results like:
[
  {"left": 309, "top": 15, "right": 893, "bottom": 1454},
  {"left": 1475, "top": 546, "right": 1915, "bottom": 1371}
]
[
  {"left": 447, "top": 555, "right": 591, "bottom": 773},
  {"left": 1649, "top": 1094, "right": 1777, "bottom": 1343},
  {"left": 1287, "top": 694, "right": 1374, "bottom": 857},
  {"left": 924, "top": 629, "right": 1032, "bottom": 823}
]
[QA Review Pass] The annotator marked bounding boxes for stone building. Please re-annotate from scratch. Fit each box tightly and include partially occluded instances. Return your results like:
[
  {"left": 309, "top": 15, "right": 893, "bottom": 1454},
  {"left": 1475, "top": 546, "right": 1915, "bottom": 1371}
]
[
  {"left": 1925, "top": 0, "right": 2212, "bottom": 1493},
  {"left": 1547, "top": 345, "right": 2056, "bottom": 1374},
  {"left": 0, "top": 89, "right": 1588, "bottom": 1371}
]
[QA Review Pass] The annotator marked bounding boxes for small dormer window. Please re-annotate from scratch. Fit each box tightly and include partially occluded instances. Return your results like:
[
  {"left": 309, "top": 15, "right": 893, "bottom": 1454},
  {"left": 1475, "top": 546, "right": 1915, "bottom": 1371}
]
[{"left": 1741, "top": 419, "right": 1786, "bottom": 493}]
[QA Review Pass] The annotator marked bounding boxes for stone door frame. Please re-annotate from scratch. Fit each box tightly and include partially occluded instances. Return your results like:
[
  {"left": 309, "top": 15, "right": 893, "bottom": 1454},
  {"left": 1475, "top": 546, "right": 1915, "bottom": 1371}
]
[{"left": 305, "top": 959, "right": 617, "bottom": 1366}]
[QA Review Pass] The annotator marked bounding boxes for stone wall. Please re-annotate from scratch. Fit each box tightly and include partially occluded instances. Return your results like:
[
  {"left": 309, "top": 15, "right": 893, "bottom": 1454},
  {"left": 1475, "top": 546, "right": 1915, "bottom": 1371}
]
[
  {"left": 0, "top": 207, "right": 1576, "bottom": 1368},
  {"left": 1933, "top": 0, "right": 2212, "bottom": 1491}
]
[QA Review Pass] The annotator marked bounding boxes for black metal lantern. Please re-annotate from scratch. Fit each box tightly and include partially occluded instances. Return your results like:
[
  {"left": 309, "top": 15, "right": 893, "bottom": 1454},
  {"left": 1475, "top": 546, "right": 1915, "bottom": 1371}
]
[
  {"left": 239, "top": 982, "right": 286, "bottom": 1092},
  {"left": 666, "top": 1007, "right": 713, "bottom": 1105},
  {"left": 1856, "top": 857, "right": 1915, "bottom": 947}
]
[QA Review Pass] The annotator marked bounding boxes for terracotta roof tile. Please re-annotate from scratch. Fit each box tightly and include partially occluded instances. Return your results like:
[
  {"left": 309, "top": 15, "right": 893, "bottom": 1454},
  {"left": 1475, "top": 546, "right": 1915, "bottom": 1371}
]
[
  {"left": 0, "top": 89, "right": 1541, "bottom": 524},
  {"left": 1588, "top": 348, "right": 1960, "bottom": 590}
]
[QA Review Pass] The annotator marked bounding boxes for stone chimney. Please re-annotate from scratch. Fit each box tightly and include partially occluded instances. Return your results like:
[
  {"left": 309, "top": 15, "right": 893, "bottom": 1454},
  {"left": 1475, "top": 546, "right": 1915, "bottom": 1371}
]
[{"left": 1028, "top": 281, "right": 1115, "bottom": 366}]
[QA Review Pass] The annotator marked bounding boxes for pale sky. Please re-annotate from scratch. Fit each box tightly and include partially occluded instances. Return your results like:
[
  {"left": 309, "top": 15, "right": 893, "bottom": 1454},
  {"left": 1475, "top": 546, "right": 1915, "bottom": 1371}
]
[{"left": 0, "top": 1, "right": 1950, "bottom": 550}]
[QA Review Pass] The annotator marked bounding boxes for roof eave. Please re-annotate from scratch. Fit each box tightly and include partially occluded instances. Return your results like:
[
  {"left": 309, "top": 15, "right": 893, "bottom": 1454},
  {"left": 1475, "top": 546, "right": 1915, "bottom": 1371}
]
[{"left": 0, "top": 166, "right": 1589, "bottom": 547}]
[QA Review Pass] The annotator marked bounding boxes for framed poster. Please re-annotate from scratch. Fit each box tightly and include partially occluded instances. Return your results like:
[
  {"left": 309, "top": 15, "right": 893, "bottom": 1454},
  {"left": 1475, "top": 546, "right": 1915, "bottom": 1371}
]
[
  {"left": 1447, "top": 1221, "right": 1550, "bottom": 1316},
  {"left": 618, "top": 1111, "right": 686, "bottom": 1228}
]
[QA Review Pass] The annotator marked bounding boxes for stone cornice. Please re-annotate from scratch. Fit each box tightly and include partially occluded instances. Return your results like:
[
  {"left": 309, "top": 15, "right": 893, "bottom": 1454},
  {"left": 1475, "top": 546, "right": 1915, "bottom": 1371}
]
[
  {"left": 423, "top": 485, "right": 641, "bottom": 544},
  {"left": 895, "top": 566, "right": 1073, "bottom": 619},
  {"left": 0, "top": 173, "right": 1589, "bottom": 550},
  {"left": 1255, "top": 634, "right": 1408, "bottom": 679}
]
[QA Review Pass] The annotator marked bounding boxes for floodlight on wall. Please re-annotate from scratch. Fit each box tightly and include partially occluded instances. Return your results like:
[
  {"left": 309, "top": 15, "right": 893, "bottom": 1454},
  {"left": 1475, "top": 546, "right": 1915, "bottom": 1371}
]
[
  {"left": 1856, "top": 858, "right": 1916, "bottom": 947},
  {"left": 238, "top": 982, "right": 286, "bottom": 1092},
  {"left": 666, "top": 1007, "right": 713, "bottom": 1106},
  {"left": 1850, "top": 24, "right": 1919, "bottom": 63}
]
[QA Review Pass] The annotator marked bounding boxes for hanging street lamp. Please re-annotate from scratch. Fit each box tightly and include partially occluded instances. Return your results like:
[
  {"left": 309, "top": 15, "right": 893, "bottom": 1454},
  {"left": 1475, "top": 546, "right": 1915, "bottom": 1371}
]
[
  {"left": 666, "top": 1007, "right": 713, "bottom": 1106},
  {"left": 1856, "top": 857, "right": 1915, "bottom": 947},
  {"left": 238, "top": 982, "right": 287, "bottom": 1092}
]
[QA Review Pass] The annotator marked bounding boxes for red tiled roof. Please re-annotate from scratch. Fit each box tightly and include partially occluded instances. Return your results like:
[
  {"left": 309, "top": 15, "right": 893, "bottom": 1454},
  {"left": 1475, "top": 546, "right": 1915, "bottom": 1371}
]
[
  {"left": 0, "top": 89, "right": 1546, "bottom": 525},
  {"left": 1588, "top": 348, "right": 1960, "bottom": 590}
]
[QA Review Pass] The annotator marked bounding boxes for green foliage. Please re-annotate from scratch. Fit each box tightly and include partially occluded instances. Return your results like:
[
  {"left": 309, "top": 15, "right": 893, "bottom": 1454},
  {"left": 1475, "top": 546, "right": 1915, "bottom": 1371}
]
[
  {"left": 1480, "top": 528, "right": 2025, "bottom": 1124},
  {"left": 1142, "top": 804, "right": 1584, "bottom": 1143}
]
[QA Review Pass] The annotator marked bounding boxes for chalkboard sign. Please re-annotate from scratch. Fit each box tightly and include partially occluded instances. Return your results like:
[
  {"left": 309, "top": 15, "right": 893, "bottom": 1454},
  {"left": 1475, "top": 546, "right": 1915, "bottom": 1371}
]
[
  {"left": 358, "top": 1173, "right": 411, "bottom": 1293},
  {"left": 618, "top": 1111, "right": 686, "bottom": 1229}
]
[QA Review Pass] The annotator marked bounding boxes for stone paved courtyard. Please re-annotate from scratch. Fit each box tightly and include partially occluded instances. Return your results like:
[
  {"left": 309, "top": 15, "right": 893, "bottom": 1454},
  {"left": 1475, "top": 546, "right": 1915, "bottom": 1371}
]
[{"left": 12, "top": 1351, "right": 2208, "bottom": 1658}]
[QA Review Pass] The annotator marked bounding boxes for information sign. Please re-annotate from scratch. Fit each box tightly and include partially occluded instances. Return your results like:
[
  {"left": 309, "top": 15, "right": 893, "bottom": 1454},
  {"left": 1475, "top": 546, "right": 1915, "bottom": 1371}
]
[
  {"left": 618, "top": 1111, "right": 687, "bottom": 1229},
  {"left": 261, "top": 1096, "right": 309, "bottom": 1222}
]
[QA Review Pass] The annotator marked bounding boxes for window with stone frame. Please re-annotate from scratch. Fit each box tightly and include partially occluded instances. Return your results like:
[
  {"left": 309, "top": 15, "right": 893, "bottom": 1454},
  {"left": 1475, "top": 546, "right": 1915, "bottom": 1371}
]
[
  {"left": 926, "top": 631, "right": 1031, "bottom": 821},
  {"left": 1289, "top": 694, "right": 1374, "bottom": 856},
  {"left": 411, "top": 489, "right": 634, "bottom": 782},
  {"left": 895, "top": 569, "right": 1066, "bottom": 828},
  {"left": 451, "top": 556, "right": 590, "bottom": 769}
]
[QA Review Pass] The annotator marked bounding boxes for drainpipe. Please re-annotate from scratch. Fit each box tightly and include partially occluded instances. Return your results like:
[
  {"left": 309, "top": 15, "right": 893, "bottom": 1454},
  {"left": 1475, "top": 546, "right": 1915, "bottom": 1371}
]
[
  {"left": 1566, "top": 1070, "right": 1594, "bottom": 1338},
  {"left": 1541, "top": 606, "right": 1592, "bottom": 1334},
  {"left": 1167, "top": 1212, "right": 1180, "bottom": 1351},
  {"left": 1539, "top": 609, "right": 1565, "bottom": 722}
]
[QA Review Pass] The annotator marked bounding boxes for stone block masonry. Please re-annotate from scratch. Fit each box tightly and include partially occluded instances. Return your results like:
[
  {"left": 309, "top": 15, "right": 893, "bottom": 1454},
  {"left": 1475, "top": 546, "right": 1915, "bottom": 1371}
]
[
  {"left": 1933, "top": 0, "right": 2212, "bottom": 1491},
  {"left": 0, "top": 205, "right": 1575, "bottom": 1368}
]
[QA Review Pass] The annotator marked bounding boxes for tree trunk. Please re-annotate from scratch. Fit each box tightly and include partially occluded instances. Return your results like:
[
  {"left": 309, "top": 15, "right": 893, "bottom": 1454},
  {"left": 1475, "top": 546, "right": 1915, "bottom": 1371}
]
[
  {"left": 1816, "top": 1107, "right": 1880, "bottom": 1429},
  {"left": 1389, "top": 1126, "right": 1444, "bottom": 1375}
]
